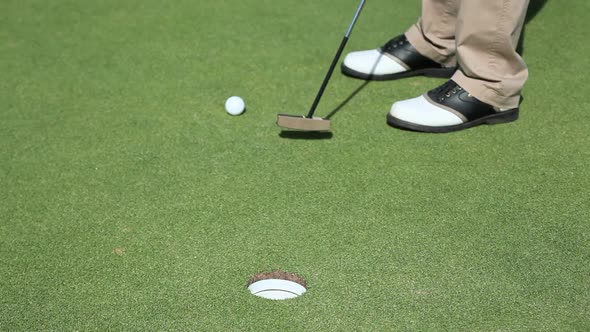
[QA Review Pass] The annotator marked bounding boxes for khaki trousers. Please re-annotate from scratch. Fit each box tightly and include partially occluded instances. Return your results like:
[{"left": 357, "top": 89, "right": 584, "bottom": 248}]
[{"left": 405, "top": 0, "right": 530, "bottom": 109}]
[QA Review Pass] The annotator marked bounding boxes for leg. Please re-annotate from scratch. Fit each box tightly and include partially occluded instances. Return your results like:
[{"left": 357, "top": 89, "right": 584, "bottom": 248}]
[
  {"left": 405, "top": 0, "right": 461, "bottom": 67},
  {"left": 452, "top": 0, "right": 530, "bottom": 109},
  {"left": 387, "top": 0, "right": 531, "bottom": 133}
]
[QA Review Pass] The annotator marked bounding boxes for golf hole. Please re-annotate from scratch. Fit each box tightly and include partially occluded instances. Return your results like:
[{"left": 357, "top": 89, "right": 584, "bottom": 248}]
[{"left": 247, "top": 271, "right": 307, "bottom": 300}]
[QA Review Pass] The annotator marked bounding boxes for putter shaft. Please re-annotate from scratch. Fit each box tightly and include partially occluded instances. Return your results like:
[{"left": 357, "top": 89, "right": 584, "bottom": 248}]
[{"left": 306, "top": 0, "right": 366, "bottom": 118}]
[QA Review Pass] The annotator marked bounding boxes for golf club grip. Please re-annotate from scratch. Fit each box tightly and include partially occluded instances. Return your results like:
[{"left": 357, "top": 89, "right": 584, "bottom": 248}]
[{"left": 307, "top": 36, "right": 349, "bottom": 118}]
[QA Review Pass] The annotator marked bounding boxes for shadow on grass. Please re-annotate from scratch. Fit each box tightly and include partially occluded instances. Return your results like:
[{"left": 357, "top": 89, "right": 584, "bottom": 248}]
[
  {"left": 517, "top": 0, "right": 549, "bottom": 55},
  {"left": 277, "top": 81, "right": 369, "bottom": 140},
  {"left": 325, "top": 81, "right": 370, "bottom": 120},
  {"left": 278, "top": 131, "right": 333, "bottom": 140}
]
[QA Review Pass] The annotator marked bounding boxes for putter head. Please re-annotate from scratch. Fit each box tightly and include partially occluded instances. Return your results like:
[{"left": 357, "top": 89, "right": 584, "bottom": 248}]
[{"left": 276, "top": 114, "right": 331, "bottom": 132}]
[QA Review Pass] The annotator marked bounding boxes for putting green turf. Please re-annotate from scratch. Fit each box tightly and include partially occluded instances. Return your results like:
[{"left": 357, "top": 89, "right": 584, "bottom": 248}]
[{"left": 1, "top": 0, "right": 589, "bottom": 330}]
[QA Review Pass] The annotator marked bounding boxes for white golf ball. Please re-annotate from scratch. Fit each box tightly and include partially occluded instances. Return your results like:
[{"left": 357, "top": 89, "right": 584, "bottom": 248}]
[{"left": 225, "top": 96, "right": 245, "bottom": 116}]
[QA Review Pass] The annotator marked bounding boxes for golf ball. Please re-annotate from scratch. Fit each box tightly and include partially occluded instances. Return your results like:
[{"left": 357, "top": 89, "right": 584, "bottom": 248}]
[{"left": 225, "top": 96, "right": 245, "bottom": 116}]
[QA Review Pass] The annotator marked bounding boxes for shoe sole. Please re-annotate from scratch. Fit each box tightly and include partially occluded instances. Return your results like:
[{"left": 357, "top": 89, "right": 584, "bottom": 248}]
[
  {"left": 386, "top": 108, "right": 519, "bottom": 133},
  {"left": 341, "top": 64, "right": 456, "bottom": 81}
]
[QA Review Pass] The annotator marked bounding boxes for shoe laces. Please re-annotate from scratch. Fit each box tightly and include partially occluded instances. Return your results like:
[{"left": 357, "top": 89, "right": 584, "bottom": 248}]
[
  {"left": 382, "top": 36, "right": 407, "bottom": 52},
  {"left": 432, "top": 80, "right": 464, "bottom": 102}
]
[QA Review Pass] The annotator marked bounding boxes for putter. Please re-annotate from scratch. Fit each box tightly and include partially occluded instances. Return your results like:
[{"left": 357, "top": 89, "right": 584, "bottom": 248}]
[{"left": 277, "top": 0, "right": 366, "bottom": 132}]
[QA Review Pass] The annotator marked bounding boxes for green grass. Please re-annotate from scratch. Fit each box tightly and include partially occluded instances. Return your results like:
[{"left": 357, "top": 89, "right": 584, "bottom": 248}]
[{"left": 1, "top": 0, "right": 589, "bottom": 330}]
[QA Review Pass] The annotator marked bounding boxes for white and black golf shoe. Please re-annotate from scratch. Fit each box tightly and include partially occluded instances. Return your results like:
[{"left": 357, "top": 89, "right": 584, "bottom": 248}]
[
  {"left": 387, "top": 80, "right": 520, "bottom": 133},
  {"left": 341, "top": 34, "right": 456, "bottom": 81}
]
